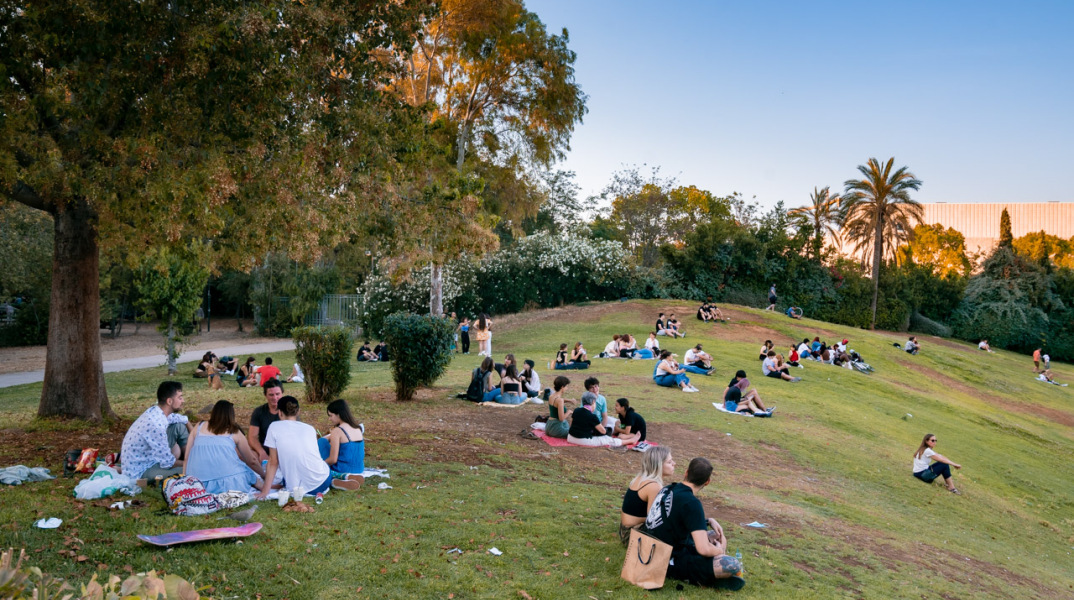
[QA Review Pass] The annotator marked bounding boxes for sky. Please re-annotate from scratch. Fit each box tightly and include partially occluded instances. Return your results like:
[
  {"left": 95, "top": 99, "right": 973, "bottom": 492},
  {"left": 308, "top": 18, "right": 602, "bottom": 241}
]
[{"left": 525, "top": 0, "right": 1074, "bottom": 212}]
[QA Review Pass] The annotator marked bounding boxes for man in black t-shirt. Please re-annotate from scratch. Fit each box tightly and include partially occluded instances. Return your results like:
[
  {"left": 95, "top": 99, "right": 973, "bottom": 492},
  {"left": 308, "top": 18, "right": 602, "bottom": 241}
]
[
  {"left": 644, "top": 458, "right": 744, "bottom": 590},
  {"left": 247, "top": 379, "right": 284, "bottom": 462}
]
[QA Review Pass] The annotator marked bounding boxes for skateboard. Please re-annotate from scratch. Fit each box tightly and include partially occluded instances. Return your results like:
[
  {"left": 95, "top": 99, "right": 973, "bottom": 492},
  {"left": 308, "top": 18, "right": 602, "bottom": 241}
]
[{"left": 137, "top": 522, "right": 262, "bottom": 547}]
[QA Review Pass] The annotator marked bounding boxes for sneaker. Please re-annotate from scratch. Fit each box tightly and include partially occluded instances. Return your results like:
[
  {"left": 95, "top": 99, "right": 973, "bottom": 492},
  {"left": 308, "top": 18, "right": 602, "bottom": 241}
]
[
  {"left": 797, "top": 364, "right": 804, "bottom": 369},
  {"left": 682, "top": 386, "right": 697, "bottom": 393},
  {"left": 332, "top": 478, "right": 362, "bottom": 491},
  {"left": 949, "top": 487, "right": 961, "bottom": 495},
  {"left": 714, "top": 575, "right": 746, "bottom": 591},
  {"left": 790, "top": 377, "right": 802, "bottom": 382},
  {"left": 346, "top": 474, "right": 365, "bottom": 486},
  {"left": 766, "top": 407, "right": 776, "bottom": 416}
]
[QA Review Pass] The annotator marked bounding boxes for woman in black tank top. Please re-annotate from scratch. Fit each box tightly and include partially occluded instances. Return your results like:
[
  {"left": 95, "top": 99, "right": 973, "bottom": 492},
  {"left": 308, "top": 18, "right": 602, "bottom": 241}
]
[{"left": 619, "top": 446, "right": 675, "bottom": 546}]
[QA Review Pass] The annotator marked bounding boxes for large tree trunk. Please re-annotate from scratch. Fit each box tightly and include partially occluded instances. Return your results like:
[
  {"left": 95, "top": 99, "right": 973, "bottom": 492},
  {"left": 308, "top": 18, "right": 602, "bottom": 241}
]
[
  {"left": 429, "top": 263, "right": 444, "bottom": 316},
  {"left": 38, "top": 200, "right": 115, "bottom": 421},
  {"left": 869, "top": 216, "right": 883, "bottom": 330}
]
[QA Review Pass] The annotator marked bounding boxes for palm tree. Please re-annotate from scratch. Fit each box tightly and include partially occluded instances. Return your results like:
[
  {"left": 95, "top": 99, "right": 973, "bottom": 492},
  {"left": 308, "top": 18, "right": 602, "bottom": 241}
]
[
  {"left": 789, "top": 186, "right": 841, "bottom": 259},
  {"left": 841, "top": 158, "right": 922, "bottom": 329}
]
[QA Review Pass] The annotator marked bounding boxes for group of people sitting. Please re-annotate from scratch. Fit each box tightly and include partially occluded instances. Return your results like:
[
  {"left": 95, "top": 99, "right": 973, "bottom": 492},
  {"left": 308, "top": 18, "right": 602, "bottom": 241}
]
[
  {"left": 554, "top": 342, "right": 592, "bottom": 369},
  {"left": 653, "top": 349, "right": 703, "bottom": 393},
  {"left": 119, "top": 380, "right": 367, "bottom": 499},
  {"left": 197, "top": 353, "right": 304, "bottom": 389},
  {"left": 599, "top": 333, "right": 660, "bottom": 360},
  {"left": 461, "top": 354, "right": 547, "bottom": 405},
  {"left": 792, "top": 337, "right": 860, "bottom": 369},
  {"left": 357, "top": 341, "right": 389, "bottom": 362},
  {"left": 655, "top": 313, "right": 686, "bottom": 338},
  {"left": 696, "top": 301, "right": 728, "bottom": 323},
  {"left": 535, "top": 375, "right": 646, "bottom": 448}
]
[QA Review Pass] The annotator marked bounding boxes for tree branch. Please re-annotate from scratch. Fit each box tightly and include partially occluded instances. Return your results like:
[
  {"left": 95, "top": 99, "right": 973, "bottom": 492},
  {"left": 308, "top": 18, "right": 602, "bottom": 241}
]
[{"left": 5, "top": 181, "right": 54, "bottom": 213}]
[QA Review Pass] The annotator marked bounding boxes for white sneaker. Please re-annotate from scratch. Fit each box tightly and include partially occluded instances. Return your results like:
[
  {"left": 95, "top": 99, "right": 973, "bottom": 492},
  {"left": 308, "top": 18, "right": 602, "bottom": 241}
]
[{"left": 683, "top": 386, "right": 698, "bottom": 393}]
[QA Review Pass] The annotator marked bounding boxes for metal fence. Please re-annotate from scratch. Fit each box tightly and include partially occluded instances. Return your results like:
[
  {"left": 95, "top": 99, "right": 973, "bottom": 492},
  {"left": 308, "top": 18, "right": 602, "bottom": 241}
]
[{"left": 303, "top": 294, "right": 363, "bottom": 334}]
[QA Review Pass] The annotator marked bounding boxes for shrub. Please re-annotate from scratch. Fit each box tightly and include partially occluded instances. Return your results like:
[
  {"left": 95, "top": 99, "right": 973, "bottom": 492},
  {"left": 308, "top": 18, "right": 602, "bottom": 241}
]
[
  {"left": 381, "top": 312, "right": 455, "bottom": 401},
  {"left": 910, "top": 311, "right": 952, "bottom": 337},
  {"left": 0, "top": 548, "right": 201, "bottom": 599},
  {"left": 293, "top": 326, "right": 354, "bottom": 404}
]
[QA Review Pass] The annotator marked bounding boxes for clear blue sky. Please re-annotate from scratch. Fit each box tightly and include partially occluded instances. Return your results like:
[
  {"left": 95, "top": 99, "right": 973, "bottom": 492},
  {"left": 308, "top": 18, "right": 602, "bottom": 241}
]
[{"left": 526, "top": 0, "right": 1074, "bottom": 211}]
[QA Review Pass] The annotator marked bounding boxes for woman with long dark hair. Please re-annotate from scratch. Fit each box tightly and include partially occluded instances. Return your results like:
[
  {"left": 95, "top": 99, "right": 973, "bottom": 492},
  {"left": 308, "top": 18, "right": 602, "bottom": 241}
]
[
  {"left": 474, "top": 314, "right": 491, "bottom": 357},
  {"left": 184, "top": 400, "right": 265, "bottom": 494},
  {"left": 318, "top": 399, "right": 366, "bottom": 484}
]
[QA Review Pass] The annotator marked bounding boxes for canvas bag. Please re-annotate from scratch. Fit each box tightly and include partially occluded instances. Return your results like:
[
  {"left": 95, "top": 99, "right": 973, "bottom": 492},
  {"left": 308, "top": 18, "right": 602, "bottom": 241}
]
[
  {"left": 620, "top": 528, "right": 672, "bottom": 589},
  {"left": 161, "top": 474, "right": 221, "bottom": 516}
]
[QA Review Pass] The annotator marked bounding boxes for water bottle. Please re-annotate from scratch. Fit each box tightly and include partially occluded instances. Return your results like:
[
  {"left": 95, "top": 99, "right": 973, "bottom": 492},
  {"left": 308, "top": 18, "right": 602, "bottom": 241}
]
[{"left": 735, "top": 550, "right": 743, "bottom": 575}]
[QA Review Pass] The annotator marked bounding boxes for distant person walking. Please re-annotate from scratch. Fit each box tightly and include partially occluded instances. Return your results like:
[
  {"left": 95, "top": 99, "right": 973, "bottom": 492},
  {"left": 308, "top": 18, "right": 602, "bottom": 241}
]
[
  {"left": 912, "top": 433, "right": 961, "bottom": 495},
  {"left": 766, "top": 284, "right": 777, "bottom": 311},
  {"left": 1032, "top": 348, "right": 1042, "bottom": 373}
]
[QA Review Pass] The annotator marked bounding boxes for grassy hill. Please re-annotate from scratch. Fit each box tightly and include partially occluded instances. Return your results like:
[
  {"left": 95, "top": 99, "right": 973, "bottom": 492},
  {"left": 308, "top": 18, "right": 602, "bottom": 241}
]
[{"left": 0, "top": 300, "right": 1071, "bottom": 599}]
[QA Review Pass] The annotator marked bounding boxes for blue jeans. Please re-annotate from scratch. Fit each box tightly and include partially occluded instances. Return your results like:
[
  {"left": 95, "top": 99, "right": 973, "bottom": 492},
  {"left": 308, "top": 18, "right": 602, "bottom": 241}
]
[
  {"left": 483, "top": 389, "right": 502, "bottom": 402},
  {"left": 684, "top": 364, "right": 711, "bottom": 375},
  {"left": 635, "top": 349, "right": 654, "bottom": 359},
  {"left": 654, "top": 373, "right": 689, "bottom": 388},
  {"left": 498, "top": 392, "right": 525, "bottom": 405}
]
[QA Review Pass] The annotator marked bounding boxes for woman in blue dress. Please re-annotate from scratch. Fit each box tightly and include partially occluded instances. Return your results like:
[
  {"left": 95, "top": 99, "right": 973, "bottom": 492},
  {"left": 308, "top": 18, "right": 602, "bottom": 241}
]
[
  {"left": 184, "top": 400, "right": 265, "bottom": 494},
  {"left": 318, "top": 399, "right": 366, "bottom": 484}
]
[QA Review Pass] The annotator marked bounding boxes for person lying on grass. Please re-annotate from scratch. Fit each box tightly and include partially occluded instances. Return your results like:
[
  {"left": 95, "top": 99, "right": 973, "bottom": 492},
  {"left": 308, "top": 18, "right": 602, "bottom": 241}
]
[
  {"left": 763, "top": 351, "right": 801, "bottom": 382},
  {"left": 567, "top": 393, "right": 630, "bottom": 448},
  {"left": 620, "top": 445, "right": 672, "bottom": 545},
  {"left": 318, "top": 399, "right": 366, "bottom": 486},
  {"left": 683, "top": 344, "right": 715, "bottom": 375},
  {"left": 912, "top": 433, "right": 961, "bottom": 495},
  {"left": 723, "top": 371, "right": 773, "bottom": 417},
  {"left": 612, "top": 398, "right": 646, "bottom": 442},
  {"left": 1037, "top": 369, "right": 1067, "bottom": 386},
  {"left": 654, "top": 350, "right": 699, "bottom": 393},
  {"left": 644, "top": 457, "right": 745, "bottom": 591}
]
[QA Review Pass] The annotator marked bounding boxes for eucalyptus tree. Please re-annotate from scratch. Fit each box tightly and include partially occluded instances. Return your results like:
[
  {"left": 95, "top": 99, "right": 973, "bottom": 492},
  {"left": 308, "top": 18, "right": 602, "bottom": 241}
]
[
  {"left": 389, "top": 0, "right": 588, "bottom": 315},
  {"left": 0, "top": 0, "right": 422, "bottom": 419},
  {"left": 841, "top": 158, "right": 923, "bottom": 329}
]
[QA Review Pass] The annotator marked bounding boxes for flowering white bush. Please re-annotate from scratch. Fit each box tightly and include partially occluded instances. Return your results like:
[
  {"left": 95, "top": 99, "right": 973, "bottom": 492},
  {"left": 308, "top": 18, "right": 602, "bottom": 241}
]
[{"left": 358, "top": 231, "right": 632, "bottom": 334}]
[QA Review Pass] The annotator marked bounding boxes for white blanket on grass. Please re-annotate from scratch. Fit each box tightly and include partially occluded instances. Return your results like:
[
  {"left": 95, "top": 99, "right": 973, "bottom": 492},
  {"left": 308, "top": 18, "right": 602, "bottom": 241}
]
[{"left": 712, "top": 402, "right": 755, "bottom": 417}]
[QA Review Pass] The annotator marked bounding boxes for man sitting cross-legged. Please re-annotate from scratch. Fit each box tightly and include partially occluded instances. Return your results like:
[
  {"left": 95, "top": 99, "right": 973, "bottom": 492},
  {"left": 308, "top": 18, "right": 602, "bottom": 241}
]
[
  {"left": 644, "top": 457, "right": 745, "bottom": 590},
  {"left": 120, "top": 381, "right": 195, "bottom": 483},
  {"left": 762, "top": 351, "right": 800, "bottom": 382}
]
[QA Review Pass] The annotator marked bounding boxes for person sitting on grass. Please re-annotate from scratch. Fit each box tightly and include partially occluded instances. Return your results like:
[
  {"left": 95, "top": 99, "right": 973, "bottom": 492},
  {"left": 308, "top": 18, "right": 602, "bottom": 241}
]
[
  {"left": 544, "top": 376, "right": 574, "bottom": 438},
  {"left": 710, "top": 303, "right": 728, "bottom": 322},
  {"left": 184, "top": 400, "right": 265, "bottom": 494},
  {"left": 620, "top": 446, "right": 672, "bottom": 545},
  {"left": 120, "top": 381, "right": 194, "bottom": 482},
  {"left": 1037, "top": 369, "right": 1067, "bottom": 386},
  {"left": 613, "top": 398, "right": 646, "bottom": 443},
  {"left": 519, "top": 360, "right": 546, "bottom": 399},
  {"left": 758, "top": 340, "right": 774, "bottom": 361},
  {"left": 796, "top": 338, "right": 813, "bottom": 360},
  {"left": 763, "top": 351, "right": 801, "bottom": 382},
  {"left": 619, "top": 333, "right": 639, "bottom": 358},
  {"left": 683, "top": 344, "right": 715, "bottom": 376},
  {"left": 318, "top": 399, "right": 366, "bottom": 486},
  {"left": 194, "top": 352, "right": 215, "bottom": 378},
  {"left": 977, "top": 339, "right": 993, "bottom": 352},
  {"left": 478, "top": 357, "right": 503, "bottom": 402},
  {"left": 554, "top": 343, "right": 589, "bottom": 370},
  {"left": 237, "top": 356, "right": 257, "bottom": 387},
  {"left": 567, "top": 393, "right": 623, "bottom": 448},
  {"left": 601, "top": 335, "right": 621, "bottom": 358},
  {"left": 286, "top": 363, "right": 305, "bottom": 383},
  {"left": 667, "top": 313, "right": 685, "bottom": 338},
  {"left": 785, "top": 306, "right": 803, "bottom": 320},
  {"left": 637, "top": 332, "right": 660, "bottom": 359},
  {"left": 257, "top": 396, "right": 361, "bottom": 500},
  {"left": 248, "top": 379, "right": 284, "bottom": 461},
  {"left": 723, "top": 371, "right": 772, "bottom": 416},
  {"left": 374, "top": 341, "right": 389, "bottom": 362},
  {"left": 697, "top": 303, "right": 711, "bottom": 322},
  {"left": 571, "top": 341, "right": 591, "bottom": 366},
  {"left": 584, "top": 377, "right": 616, "bottom": 429},
  {"left": 481, "top": 364, "right": 537, "bottom": 406},
  {"left": 656, "top": 312, "right": 684, "bottom": 338},
  {"left": 458, "top": 357, "right": 495, "bottom": 402},
  {"left": 255, "top": 357, "right": 281, "bottom": 387},
  {"left": 787, "top": 345, "right": 802, "bottom": 368},
  {"left": 357, "top": 341, "right": 378, "bottom": 362},
  {"left": 644, "top": 458, "right": 745, "bottom": 590},
  {"left": 905, "top": 336, "right": 920, "bottom": 355},
  {"left": 654, "top": 350, "right": 699, "bottom": 393},
  {"left": 912, "top": 433, "right": 961, "bottom": 495}
]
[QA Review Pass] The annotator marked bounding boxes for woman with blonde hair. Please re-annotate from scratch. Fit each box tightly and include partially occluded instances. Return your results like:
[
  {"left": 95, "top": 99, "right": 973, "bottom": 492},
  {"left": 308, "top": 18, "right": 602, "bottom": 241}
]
[{"left": 620, "top": 446, "right": 674, "bottom": 545}]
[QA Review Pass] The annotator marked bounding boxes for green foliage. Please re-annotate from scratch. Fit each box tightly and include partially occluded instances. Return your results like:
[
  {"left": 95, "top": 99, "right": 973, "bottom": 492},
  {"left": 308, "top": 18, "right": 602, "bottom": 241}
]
[
  {"left": 293, "top": 326, "right": 354, "bottom": 404},
  {"left": 0, "top": 548, "right": 201, "bottom": 600},
  {"left": 953, "top": 247, "right": 1060, "bottom": 350},
  {"left": 999, "top": 207, "right": 1014, "bottom": 247},
  {"left": 901, "top": 223, "right": 972, "bottom": 277},
  {"left": 1013, "top": 230, "right": 1074, "bottom": 270},
  {"left": 134, "top": 245, "right": 210, "bottom": 373},
  {"left": 250, "top": 255, "right": 341, "bottom": 337},
  {"left": 381, "top": 313, "right": 455, "bottom": 401}
]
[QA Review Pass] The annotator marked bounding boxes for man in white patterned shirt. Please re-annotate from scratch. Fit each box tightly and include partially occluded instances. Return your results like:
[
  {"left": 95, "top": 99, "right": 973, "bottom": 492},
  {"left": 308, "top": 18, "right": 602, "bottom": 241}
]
[{"left": 120, "top": 381, "right": 193, "bottom": 481}]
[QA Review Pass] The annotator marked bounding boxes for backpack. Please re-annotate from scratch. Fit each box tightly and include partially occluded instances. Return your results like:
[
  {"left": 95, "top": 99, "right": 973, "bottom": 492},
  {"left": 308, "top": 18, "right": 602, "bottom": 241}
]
[
  {"left": 463, "top": 368, "right": 484, "bottom": 401},
  {"left": 160, "top": 474, "right": 221, "bottom": 516}
]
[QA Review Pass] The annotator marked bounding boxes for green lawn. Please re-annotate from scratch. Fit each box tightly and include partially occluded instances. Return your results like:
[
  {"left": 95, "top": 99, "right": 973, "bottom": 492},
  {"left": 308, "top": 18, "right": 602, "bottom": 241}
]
[{"left": 0, "top": 300, "right": 1072, "bottom": 599}]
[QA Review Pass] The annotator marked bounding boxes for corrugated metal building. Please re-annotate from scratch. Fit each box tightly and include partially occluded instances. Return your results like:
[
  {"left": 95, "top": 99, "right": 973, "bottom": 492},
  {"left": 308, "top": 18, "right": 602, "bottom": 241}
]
[{"left": 920, "top": 202, "right": 1074, "bottom": 254}]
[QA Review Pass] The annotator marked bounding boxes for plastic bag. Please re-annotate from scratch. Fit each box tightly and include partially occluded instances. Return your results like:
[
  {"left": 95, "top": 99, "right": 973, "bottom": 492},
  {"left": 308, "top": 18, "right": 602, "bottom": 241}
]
[{"left": 73, "top": 464, "right": 141, "bottom": 499}]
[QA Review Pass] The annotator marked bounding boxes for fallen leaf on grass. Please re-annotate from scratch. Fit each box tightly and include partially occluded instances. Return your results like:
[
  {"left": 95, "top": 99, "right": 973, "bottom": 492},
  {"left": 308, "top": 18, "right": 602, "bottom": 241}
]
[
  {"left": 518, "top": 591, "right": 532, "bottom": 600},
  {"left": 75, "top": 555, "right": 88, "bottom": 562}
]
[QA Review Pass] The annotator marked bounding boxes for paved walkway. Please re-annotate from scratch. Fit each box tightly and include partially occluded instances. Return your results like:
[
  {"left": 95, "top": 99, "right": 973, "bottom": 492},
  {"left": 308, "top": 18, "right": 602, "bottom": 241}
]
[{"left": 0, "top": 340, "right": 296, "bottom": 388}]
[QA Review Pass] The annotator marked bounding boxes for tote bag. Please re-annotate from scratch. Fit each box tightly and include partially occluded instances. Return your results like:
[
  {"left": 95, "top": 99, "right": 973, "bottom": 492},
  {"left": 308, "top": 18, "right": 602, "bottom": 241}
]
[{"left": 620, "top": 528, "right": 672, "bottom": 589}]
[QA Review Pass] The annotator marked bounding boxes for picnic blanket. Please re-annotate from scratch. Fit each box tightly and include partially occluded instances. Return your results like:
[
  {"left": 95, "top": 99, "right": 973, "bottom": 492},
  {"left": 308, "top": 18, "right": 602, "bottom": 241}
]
[
  {"left": 712, "top": 402, "right": 755, "bottom": 417},
  {"left": 529, "top": 428, "right": 655, "bottom": 449}
]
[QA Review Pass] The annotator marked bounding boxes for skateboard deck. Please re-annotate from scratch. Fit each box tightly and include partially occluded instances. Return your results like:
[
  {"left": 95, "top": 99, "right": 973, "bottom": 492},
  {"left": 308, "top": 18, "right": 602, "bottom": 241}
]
[{"left": 137, "top": 522, "right": 262, "bottom": 547}]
